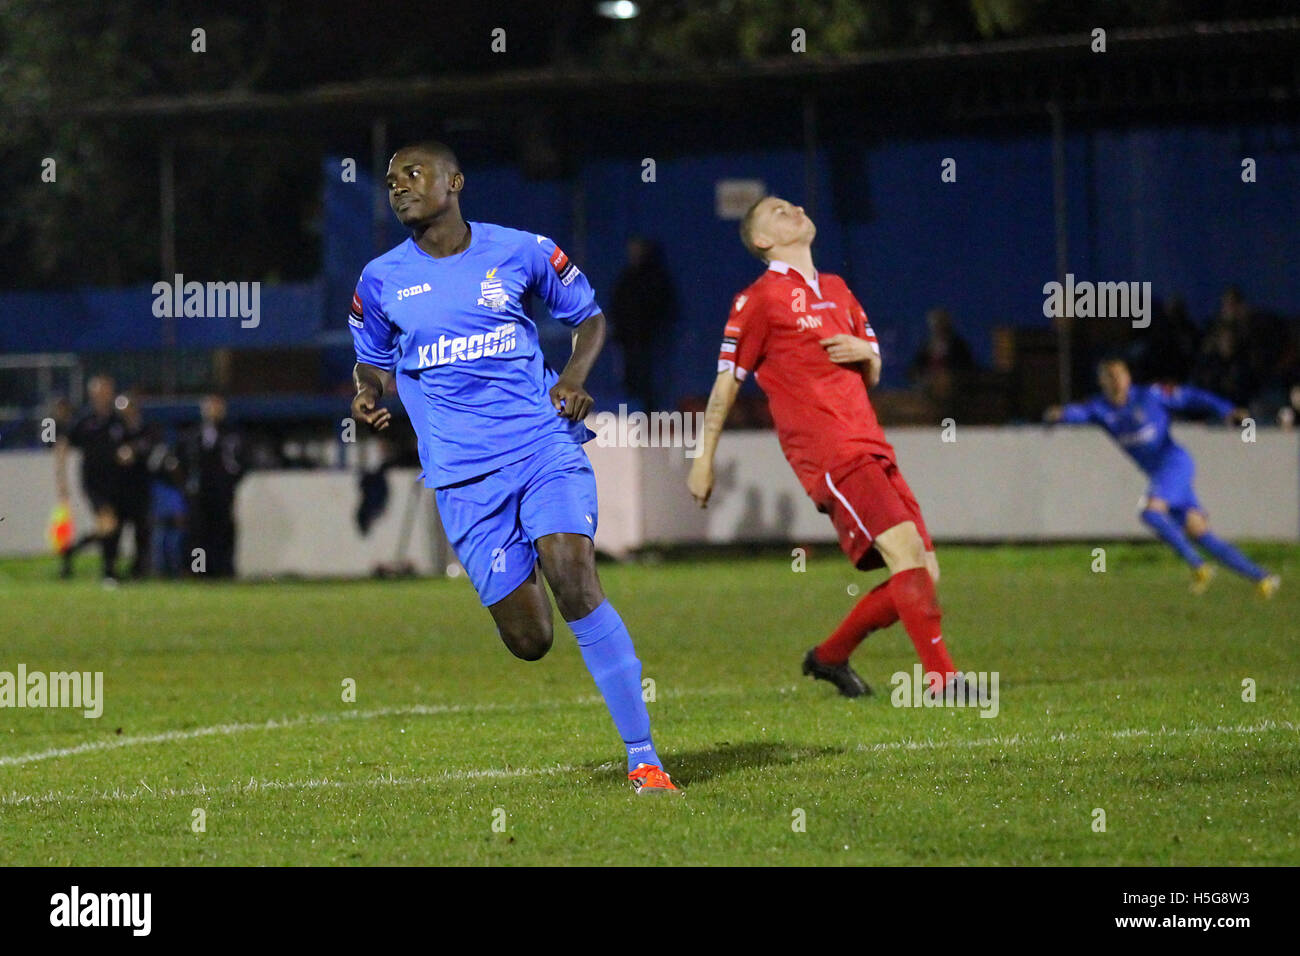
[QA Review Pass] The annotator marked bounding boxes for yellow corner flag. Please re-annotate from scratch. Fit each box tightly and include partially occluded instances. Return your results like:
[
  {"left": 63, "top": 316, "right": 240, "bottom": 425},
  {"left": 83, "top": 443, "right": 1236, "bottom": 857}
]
[{"left": 48, "top": 502, "right": 74, "bottom": 553}]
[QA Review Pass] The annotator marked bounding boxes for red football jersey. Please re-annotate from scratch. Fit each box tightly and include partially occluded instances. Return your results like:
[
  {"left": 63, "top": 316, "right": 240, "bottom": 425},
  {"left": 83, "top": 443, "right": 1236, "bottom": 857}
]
[{"left": 718, "top": 261, "right": 895, "bottom": 495}]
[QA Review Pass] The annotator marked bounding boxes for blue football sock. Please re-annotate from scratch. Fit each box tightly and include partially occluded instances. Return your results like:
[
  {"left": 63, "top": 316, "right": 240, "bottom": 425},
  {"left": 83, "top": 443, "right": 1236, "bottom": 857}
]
[
  {"left": 1195, "top": 533, "right": 1268, "bottom": 581},
  {"left": 1140, "top": 509, "right": 1204, "bottom": 568},
  {"left": 568, "top": 600, "right": 660, "bottom": 771}
]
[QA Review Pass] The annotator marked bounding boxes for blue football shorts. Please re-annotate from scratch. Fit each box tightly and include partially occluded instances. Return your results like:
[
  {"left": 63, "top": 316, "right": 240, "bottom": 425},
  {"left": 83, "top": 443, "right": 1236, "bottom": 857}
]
[
  {"left": 434, "top": 440, "right": 599, "bottom": 606},
  {"left": 1141, "top": 445, "right": 1202, "bottom": 519}
]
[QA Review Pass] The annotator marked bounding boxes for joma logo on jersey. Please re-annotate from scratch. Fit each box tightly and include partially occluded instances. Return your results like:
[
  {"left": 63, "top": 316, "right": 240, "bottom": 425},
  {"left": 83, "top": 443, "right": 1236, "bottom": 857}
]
[
  {"left": 397, "top": 282, "right": 432, "bottom": 300},
  {"left": 796, "top": 315, "right": 823, "bottom": 331},
  {"left": 415, "top": 322, "right": 517, "bottom": 368}
]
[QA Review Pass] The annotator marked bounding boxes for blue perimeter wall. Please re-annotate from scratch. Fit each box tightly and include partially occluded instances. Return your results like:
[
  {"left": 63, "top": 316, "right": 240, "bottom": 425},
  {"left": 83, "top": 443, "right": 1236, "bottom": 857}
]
[{"left": 3, "top": 122, "right": 1297, "bottom": 405}]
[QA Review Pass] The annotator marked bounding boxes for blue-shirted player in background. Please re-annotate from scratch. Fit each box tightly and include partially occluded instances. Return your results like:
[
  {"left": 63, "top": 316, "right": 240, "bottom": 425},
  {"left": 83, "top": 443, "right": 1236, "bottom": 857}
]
[
  {"left": 348, "top": 141, "right": 677, "bottom": 793},
  {"left": 1046, "top": 356, "right": 1280, "bottom": 596}
]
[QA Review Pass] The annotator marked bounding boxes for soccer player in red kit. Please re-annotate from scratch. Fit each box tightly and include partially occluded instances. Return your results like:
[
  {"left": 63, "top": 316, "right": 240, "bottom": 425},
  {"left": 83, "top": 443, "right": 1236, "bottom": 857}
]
[{"left": 687, "top": 196, "right": 963, "bottom": 697}]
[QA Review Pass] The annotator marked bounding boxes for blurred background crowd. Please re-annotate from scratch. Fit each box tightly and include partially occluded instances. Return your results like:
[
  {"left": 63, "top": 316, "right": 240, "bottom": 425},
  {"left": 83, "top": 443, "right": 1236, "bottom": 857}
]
[{"left": 3, "top": 1, "right": 1300, "bottom": 576}]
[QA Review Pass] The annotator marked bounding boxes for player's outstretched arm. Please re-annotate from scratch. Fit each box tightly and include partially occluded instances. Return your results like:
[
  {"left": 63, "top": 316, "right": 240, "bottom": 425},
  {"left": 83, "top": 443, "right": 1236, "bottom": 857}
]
[
  {"left": 1160, "top": 383, "right": 1244, "bottom": 424},
  {"left": 352, "top": 362, "right": 395, "bottom": 432},
  {"left": 550, "top": 312, "right": 605, "bottom": 421},
  {"left": 687, "top": 370, "right": 741, "bottom": 508},
  {"left": 1044, "top": 402, "right": 1092, "bottom": 426}
]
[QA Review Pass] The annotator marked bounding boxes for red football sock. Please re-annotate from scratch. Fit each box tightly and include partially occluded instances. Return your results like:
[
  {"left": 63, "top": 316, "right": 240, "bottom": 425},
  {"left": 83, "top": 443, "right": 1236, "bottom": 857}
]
[
  {"left": 889, "top": 567, "right": 955, "bottom": 680},
  {"left": 815, "top": 579, "right": 899, "bottom": 665}
]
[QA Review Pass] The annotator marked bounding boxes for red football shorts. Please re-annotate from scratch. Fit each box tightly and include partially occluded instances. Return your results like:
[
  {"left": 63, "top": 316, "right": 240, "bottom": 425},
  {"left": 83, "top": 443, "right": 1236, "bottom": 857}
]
[{"left": 813, "top": 454, "right": 933, "bottom": 571}]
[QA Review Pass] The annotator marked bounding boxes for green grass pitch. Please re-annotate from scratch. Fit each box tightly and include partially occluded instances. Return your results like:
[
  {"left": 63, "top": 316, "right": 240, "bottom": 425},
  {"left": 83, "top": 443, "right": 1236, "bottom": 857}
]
[{"left": 1, "top": 543, "right": 1297, "bottom": 866}]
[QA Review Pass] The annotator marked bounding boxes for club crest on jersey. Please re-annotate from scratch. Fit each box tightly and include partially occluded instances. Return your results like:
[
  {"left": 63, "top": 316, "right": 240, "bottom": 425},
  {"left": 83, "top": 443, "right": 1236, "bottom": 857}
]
[{"left": 477, "top": 270, "right": 511, "bottom": 312}]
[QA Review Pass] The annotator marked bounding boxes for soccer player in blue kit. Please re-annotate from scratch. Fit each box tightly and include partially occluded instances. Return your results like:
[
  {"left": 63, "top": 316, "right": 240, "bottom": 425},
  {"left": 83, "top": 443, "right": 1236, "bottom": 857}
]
[
  {"left": 348, "top": 141, "right": 677, "bottom": 793},
  {"left": 1046, "top": 357, "right": 1280, "bottom": 596}
]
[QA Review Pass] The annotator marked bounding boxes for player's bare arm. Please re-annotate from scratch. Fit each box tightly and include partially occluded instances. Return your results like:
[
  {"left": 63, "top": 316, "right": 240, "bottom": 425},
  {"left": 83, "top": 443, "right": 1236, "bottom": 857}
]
[
  {"left": 351, "top": 362, "right": 395, "bottom": 432},
  {"left": 687, "top": 370, "right": 741, "bottom": 508},
  {"left": 820, "top": 332, "right": 881, "bottom": 387},
  {"left": 550, "top": 311, "right": 606, "bottom": 421}
]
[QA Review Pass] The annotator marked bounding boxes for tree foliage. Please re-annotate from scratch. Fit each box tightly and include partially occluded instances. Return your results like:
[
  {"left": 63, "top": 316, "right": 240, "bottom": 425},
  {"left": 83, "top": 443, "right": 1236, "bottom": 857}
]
[{"left": 1, "top": 0, "right": 1293, "bottom": 288}]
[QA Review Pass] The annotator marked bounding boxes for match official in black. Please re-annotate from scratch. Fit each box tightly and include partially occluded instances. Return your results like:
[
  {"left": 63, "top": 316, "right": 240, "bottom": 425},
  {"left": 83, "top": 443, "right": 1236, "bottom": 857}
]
[{"left": 54, "top": 374, "right": 126, "bottom": 582}]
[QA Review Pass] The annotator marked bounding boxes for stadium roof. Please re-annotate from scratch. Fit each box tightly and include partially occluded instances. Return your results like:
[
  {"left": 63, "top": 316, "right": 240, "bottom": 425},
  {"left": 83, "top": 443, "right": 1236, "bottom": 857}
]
[{"left": 25, "top": 16, "right": 1300, "bottom": 132}]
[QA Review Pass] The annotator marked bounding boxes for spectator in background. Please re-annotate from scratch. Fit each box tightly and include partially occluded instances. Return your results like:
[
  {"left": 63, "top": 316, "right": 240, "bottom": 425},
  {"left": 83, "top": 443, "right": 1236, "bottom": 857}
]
[
  {"left": 1205, "top": 285, "right": 1299, "bottom": 412},
  {"left": 1218, "top": 286, "right": 1277, "bottom": 379},
  {"left": 114, "top": 393, "right": 154, "bottom": 579},
  {"left": 910, "top": 307, "right": 974, "bottom": 407},
  {"left": 1217, "top": 284, "right": 1300, "bottom": 421},
  {"left": 1135, "top": 295, "right": 1201, "bottom": 384},
  {"left": 1277, "top": 382, "right": 1300, "bottom": 429},
  {"left": 148, "top": 426, "right": 188, "bottom": 578},
  {"left": 1213, "top": 285, "right": 1256, "bottom": 339},
  {"left": 610, "top": 237, "right": 677, "bottom": 411},
  {"left": 182, "top": 394, "right": 246, "bottom": 578},
  {"left": 1191, "top": 320, "right": 1253, "bottom": 407},
  {"left": 1266, "top": 333, "right": 1300, "bottom": 419},
  {"left": 1192, "top": 286, "right": 1273, "bottom": 408},
  {"left": 54, "top": 374, "right": 125, "bottom": 582}
]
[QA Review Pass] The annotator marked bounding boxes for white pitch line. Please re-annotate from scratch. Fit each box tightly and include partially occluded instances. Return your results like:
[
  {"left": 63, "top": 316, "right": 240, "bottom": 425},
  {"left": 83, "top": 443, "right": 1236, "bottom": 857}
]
[
  {"left": 1, "top": 764, "right": 599, "bottom": 809},
  {"left": 0, "top": 686, "right": 747, "bottom": 769},
  {"left": 1, "top": 719, "right": 1294, "bottom": 810},
  {"left": 853, "top": 718, "right": 1298, "bottom": 755},
  {"left": 0, "top": 702, "right": 484, "bottom": 769}
]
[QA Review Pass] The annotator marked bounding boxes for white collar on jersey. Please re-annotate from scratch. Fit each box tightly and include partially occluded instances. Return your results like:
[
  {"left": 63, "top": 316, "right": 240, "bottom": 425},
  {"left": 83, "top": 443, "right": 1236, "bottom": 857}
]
[{"left": 767, "top": 259, "right": 821, "bottom": 298}]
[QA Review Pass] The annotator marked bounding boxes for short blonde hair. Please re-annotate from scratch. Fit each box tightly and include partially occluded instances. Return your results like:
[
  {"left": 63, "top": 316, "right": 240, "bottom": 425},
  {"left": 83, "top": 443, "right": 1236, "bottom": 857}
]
[{"left": 738, "top": 197, "right": 771, "bottom": 262}]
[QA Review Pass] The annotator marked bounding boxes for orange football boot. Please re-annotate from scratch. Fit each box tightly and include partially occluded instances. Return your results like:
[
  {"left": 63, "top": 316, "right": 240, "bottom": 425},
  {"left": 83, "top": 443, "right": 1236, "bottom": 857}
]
[{"left": 628, "top": 763, "right": 680, "bottom": 795}]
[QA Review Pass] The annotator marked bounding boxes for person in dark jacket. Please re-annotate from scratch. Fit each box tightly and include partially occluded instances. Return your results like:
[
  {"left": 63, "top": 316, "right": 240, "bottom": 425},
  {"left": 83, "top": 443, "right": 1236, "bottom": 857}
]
[
  {"left": 182, "top": 394, "right": 246, "bottom": 578},
  {"left": 910, "top": 307, "right": 975, "bottom": 406},
  {"left": 148, "top": 425, "right": 188, "bottom": 578},
  {"left": 54, "top": 374, "right": 126, "bottom": 581},
  {"left": 610, "top": 237, "right": 677, "bottom": 412},
  {"left": 112, "top": 393, "right": 155, "bottom": 579}
]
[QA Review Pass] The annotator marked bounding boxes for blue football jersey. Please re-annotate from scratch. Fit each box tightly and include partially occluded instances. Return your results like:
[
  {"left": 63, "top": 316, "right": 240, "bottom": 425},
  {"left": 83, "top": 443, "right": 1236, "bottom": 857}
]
[
  {"left": 1059, "top": 383, "right": 1233, "bottom": 475},
  {"left": 349, "top": 222, "right": 601, "bottom": 488}
]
